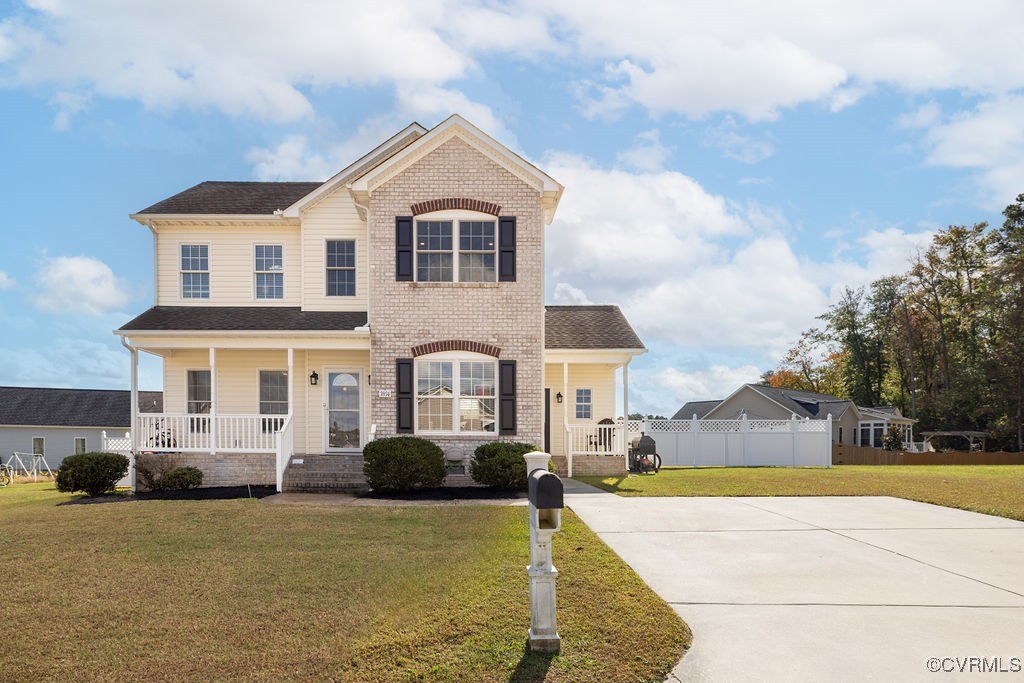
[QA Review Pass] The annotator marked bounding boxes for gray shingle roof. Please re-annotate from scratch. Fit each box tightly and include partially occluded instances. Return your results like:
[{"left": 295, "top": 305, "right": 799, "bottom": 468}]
[
  {"left": 747, "top": 384, "right": 853, "bottom": 419},
  {"left": 544, "top": 305, "right": 645, "bottom": 350},
  {"left": 0, "top": 387, "right": 163, "bottom": 428},
  {"left": 671, "top": 400, "right": 722, "bottom": 420},
  {"left": 136, "top": 181, "right": 322, "bottom": 215},
  {"left": 119, "top": 307, "right": 368, "bottom": 332}
]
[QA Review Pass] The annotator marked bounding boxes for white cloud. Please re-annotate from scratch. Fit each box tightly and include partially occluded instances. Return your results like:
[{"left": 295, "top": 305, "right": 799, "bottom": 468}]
[
  {"left": 2, "top": 0, "right": 472, "bottom": 122},
  {"left": 247, "top": 135, "right": 334, "bottom": 182},
  {"left": 32, "top": 256, "right": 132, "bottom": 315},
  {"left": 551, "top": 282, "right": 592, "bottom": 305},
  {"left": 897, "top": 95, "right": 1024, "bottom": 208},
  {"left": 616, "top": 129, "right": 671, "bottom": 172},
  {"left": 550, "top": 1, "right": 1024, "bottom": 121},
  {"left": 0, "top": 270, "right": 14, "bottom": 289},
  {"left": 50, "top": 89, "right": 90, "bottom": 129},
  {"left": 651, "top": 365, "right": 762, "bottom": 407},
  {"left": 6, "top": 2, "right": 1023, "bottom": 128},
  {"left": 702, "top": 117, "right": 775, "bottom": 164}
]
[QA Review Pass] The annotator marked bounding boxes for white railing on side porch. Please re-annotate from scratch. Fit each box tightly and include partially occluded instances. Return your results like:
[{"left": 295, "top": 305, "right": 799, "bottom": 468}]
[
  {"left": 275, "top": 415, "right": 294, "bottom": 492},
  {"left": 136, "top": 414, "right": 285, "bottom": 453},
  {"left": 567, "top": 421, "right": 628, "bottom": 457}
]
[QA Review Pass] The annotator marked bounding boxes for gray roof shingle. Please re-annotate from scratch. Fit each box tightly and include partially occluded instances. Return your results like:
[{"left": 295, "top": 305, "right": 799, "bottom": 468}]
[
  {"left": 544, "top": 305, "right": 645, "bottom": 350},
  {"left": 0, "top": 387, "right": 163, "bottom": 428},
  {"left": 136, "top": 181, "right": 322, "bottom": 215},
  {"left": 671, "top": 400, "right": 722, "bottom": 420},
  {"left": 119, "top": 307, "right": 368, "bottom": 332}
]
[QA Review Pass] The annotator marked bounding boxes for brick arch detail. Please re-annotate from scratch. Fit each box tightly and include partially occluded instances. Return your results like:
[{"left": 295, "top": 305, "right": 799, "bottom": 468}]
[
  {"left": 411, "top": 340, "right": 502, "bottom": 358},
  {"left": 410, "top": 198, "right": 501, "bottom": 216}
]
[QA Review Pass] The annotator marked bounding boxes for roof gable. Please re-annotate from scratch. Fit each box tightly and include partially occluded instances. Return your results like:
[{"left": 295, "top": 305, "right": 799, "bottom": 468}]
[{"left": 347, "top": 115, "right": 563, "bottom": 224}]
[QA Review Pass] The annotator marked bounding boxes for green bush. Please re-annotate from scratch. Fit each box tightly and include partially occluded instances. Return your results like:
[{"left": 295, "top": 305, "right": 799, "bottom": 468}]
[
  {"left": 362, "top": 437, "right": 446, "bottom": 492},
  {"left": 469, "top": 441, "right": 539, "bottom": 490},
  {"left": 55, "top": 452, "right": 129, "bottom": 497},
  {"left": 882, "top": 426, "right": 905, "bottom": 451},
  {"left": 162, "top": 466, "right": 204, "bottom": 490}
]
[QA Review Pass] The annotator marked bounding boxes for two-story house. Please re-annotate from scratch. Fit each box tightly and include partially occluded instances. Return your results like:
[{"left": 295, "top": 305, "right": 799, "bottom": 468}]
[{"left": 116, "top": 115, "right": 645, "bottom": 491}]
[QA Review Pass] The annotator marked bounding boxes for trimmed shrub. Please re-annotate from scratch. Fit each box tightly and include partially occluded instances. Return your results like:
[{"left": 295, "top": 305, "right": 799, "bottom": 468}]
[
  {"left": 882, "top": 426, "right": 905, "bottom": 451},
  {"left": 363, "top": 437, "right": 446, "bottom": 492},
  {"left": 162, "top": 466, "right": 204, "bottom": 490},
  {"left": 55, "top": 452, "right": 129, "bottom": 497},
  {"left": 470, "top": 441, "right": 539, "bottom": 490}
]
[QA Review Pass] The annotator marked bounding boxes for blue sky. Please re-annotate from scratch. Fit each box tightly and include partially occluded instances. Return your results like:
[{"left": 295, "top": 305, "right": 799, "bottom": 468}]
[{"left": 1, "top": 1, "right": 1022, "bottom": 415}]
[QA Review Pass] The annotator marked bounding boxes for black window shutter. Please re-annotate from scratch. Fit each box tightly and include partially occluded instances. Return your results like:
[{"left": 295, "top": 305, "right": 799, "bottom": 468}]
[
  {"left": 396, "top": 358, "right": 413, "bottom": 433},
  {"left": 396, "top": 216, "right": 414, "bottom": 281},
  {"left": 498, "top": 216, "right": 516, "bottom": 282},
  {"left": 499, "top": 360, "right": 516, "bottom": 435}
]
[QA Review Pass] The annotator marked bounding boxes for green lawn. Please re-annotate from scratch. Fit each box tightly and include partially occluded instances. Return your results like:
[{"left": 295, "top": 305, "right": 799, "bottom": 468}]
[
  {"left": 0, "top": 483, "right": 688, "bottom": 682},
  {"left": 580, "top": 465, "right": 1024, "bottom": 521}
]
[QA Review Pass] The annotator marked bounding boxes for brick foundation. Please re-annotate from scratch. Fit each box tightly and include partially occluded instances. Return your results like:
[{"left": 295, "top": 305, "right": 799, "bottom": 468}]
[
  {"left": 550, "top": 455, "right": 626, "bottom": 477},
  {"left": 136, "top": 452, "right": 274, "bottom": 489}
]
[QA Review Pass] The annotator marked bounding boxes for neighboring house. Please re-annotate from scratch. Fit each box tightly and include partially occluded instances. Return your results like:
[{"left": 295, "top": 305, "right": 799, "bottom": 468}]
[
  {"left": 0, "top": 387, "right": 162, "bottom": 470},
  {"left": 116, "top": 115, "right": 645, "bottom": 489},
  {"left": 673, "top": 384, "right": 915, "bottom": 448}
]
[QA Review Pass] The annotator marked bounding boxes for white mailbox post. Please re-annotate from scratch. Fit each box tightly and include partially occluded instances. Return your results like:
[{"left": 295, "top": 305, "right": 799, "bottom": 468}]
[{"left": 524, "top": 451, "right": 562, "bottom": 653}]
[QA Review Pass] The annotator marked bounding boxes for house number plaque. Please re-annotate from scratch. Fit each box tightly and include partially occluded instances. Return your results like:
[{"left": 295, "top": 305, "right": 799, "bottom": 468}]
[{"left": 378, "top": 389, "right": 393, "bottom": 398}]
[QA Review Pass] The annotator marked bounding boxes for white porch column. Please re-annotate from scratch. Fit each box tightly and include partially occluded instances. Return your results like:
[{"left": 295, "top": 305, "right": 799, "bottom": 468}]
[
  {"left": 622, "top": 360, "right": 630, "bottom": 421},
  {"left": 129, "top": 344, "right": 138, "bottom": 455},
  {"left": 209, "top": 347, "right": 217, "bottom": 455},
  {"left": 287, "top": 348, "right": 294, "bottom": 417},
  {"left": 562, "top": 362, "right": 570, "bottom": 478}
]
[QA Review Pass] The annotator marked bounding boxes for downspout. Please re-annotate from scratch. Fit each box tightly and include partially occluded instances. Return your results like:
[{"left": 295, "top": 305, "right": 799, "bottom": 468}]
[
  {"left": 119, "top": 335, "right": 139, "bottom": 492},
  {"left": 353, "top": 198, "right": 373, "bottom": 438}
]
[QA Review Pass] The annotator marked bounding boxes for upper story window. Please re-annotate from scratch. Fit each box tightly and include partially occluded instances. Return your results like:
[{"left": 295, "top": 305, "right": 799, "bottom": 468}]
[
  {"left": 575, "top": 388, "right": 592, "bottom": 420},
  {"left": 180, "top": 244, "right": 209, "bottom": 299},
  {"left": 326, "top": 240, "right": 355, "bottom": 296},
  {"left": 415, "top": 216, "right": 496, "bottom": 282},
  {"left": 254, "top": 244, "right": 283, "bottom": 299},
  {"left": 416, "top": 355, "right": 496, "bottom": 434}
]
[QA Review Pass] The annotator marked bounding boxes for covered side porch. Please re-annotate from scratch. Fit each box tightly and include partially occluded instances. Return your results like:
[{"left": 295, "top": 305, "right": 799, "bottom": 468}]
[
  {"left": 543, "top": 349, "right": 644, "bottom": 477},
  {"left": 119, "top": 329, "right": 372, "bottom": 491}
]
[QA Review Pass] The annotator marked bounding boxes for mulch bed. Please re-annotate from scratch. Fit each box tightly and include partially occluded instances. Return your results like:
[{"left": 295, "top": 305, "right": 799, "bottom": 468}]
[
  {"left": 59, "top": 485, "right": 278, "bottom": 505},
  {"left": 360, "top": 487, "right": 526, "bottom": 502}
]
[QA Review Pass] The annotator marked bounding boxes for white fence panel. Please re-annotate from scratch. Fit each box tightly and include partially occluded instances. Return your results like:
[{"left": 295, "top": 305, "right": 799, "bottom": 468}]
[
  {"left": 630, "top": 415, "right": 831, "bottom": 468},
  {"left": 101, "top": 430, "right": 134, "bottom": 488}
]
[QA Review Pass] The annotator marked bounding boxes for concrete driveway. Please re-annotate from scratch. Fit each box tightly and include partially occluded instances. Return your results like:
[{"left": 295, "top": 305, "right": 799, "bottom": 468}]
[{"left": 563, "top": 480, "right": 1024, "bottom": 682}]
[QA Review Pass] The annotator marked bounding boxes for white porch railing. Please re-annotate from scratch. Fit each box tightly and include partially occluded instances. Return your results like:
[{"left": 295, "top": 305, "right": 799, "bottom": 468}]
[
  {"left": 136, "top": 414, "right": 284, "bottom": 453},
  {"left": 567, "top": 421, "right": 628, "bottom": 456},
  {"left": 275, "top": 415, "right": 294, "bottom": 492}
]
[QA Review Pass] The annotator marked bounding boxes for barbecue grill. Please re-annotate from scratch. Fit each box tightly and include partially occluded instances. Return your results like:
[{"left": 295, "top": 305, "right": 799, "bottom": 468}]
[{"left": 628, "top": 434, "right": 661, "bottom": 474}]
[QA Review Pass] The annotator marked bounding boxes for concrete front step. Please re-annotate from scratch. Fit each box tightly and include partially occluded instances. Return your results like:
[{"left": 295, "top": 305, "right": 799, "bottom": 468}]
[{"left": 282, "top": 454, "right": 368, "bottom": 493}]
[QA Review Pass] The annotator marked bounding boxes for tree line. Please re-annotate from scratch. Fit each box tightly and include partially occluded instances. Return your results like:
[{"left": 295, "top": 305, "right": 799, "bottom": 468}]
[{"left": 763, "top": 194, "right": 1024, "bottom": 451}]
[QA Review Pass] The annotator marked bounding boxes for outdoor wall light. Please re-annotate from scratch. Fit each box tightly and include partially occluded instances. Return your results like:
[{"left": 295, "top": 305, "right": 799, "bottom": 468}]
[
  {"left": 309, "top": 371, "right": 319, "bottom": 386},
  {"left": 555, "top": 392, "right": 563, "bottom": 404}
]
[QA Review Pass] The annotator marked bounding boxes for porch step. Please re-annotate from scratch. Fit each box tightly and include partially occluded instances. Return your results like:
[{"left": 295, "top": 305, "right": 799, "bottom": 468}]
[{"left": 283, "top": 454, "right": 368, "bottom": 493}]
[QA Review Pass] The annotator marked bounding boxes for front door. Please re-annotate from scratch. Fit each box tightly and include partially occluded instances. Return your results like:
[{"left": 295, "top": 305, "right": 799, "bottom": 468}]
[{"left": 325, "top": 370, "right": 362, "bottom": 451}]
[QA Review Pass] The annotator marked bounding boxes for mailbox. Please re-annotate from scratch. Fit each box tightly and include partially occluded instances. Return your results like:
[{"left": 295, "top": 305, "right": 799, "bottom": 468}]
[{"left": 528, "top": 469, "right": 564, "bottom": 510}]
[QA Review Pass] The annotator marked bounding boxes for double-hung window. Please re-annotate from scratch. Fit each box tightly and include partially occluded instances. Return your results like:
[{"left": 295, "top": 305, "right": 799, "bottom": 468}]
[
  {"left": 575, "top": 388, "right": 592, "bottom": 420},
  {"left": 180, "top": 244, "right": 209, "bottom": 299},
  {"left": 416, "top": 357, "right": 496, "bottom": 433},
  {"left": 326, "top": 240, "right": 355, "bottom": 296},
  {"left": 254, "top": 244, "right": 283, "bottom": 299},
  {"left": 74, "top": 437, "right": 87, "bottom": 454},
  {"left": 415, "top": 215, "right": 496, "bottom": 282},
  {"left": 259, "top": 370, "right": 288, "bottom": 432}
]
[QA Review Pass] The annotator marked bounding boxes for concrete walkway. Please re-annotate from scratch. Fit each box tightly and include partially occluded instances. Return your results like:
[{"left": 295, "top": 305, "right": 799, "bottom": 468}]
[{"left": 562, "top": 480, "right": 1024, "bottom": 682}]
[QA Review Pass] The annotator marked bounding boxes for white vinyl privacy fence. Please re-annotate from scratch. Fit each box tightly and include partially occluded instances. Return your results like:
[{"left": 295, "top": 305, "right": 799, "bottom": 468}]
[{"left": 628, "top": 415, "right": 832, "bottom": 468}]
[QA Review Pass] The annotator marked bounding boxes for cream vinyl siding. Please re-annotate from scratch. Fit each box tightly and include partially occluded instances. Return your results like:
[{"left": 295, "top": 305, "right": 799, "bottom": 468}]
[
  {"left": 544, "top": 363, "right": 617, "bottom": 458},
  {"left": 155, "top": 224, "right": 300, "bottom": 306},
  {"left": 300, "top": 190, "right": 368, "bottom": 311},
  {"left": 163, "top": 348, "right": 371, "bottom": 455}
]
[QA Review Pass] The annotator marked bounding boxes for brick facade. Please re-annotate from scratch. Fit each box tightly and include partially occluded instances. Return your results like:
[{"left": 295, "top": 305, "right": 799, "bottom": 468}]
[
  {"left": 136, "top": 452, "right": 275, "bottom": 489},
  {"left": 369, "top": 137, "right": 546, "bottom": 462}
]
